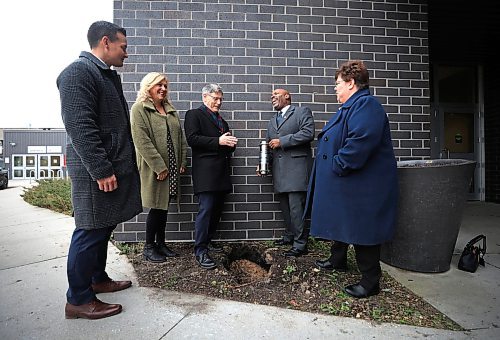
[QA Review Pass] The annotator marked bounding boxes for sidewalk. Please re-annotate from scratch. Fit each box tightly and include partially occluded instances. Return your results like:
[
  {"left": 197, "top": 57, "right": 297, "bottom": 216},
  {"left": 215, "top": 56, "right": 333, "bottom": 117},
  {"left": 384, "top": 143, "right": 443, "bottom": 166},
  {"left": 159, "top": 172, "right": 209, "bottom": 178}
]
[{"left": 1, "top": 180, "right": 497, "bottom": 339}]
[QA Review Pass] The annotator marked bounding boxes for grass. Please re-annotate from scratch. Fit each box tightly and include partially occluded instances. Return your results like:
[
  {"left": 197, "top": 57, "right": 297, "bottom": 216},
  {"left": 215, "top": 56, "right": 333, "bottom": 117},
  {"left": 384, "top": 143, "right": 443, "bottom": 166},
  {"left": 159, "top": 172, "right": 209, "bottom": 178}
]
[
  {"left": 22, "top": 179, "right": 73, "bottom": 216},
  {"left": 114, "top": 242, "right": 142, "bottom": 255}
]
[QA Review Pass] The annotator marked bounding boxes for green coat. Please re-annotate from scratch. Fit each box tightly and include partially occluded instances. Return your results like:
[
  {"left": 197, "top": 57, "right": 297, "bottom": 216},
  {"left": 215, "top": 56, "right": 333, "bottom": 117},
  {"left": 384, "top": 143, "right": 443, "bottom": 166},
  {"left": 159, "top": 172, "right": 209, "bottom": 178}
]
[{"left": 131, "top": 100, "right": 187, "bottom": 210}]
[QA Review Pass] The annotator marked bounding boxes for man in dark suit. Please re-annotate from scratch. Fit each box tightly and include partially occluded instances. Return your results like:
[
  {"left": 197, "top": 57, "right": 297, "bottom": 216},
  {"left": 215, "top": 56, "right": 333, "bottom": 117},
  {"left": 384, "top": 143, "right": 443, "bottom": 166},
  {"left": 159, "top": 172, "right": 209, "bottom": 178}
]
[
  {"left": 57, "top": 21, "right": 142, "bottom": 319},
  {"left": 260, "top": 89, "right": 315, "bottom": 257},
  {"left": 184, "top": 84, "right": 237, "bottom": 269}
]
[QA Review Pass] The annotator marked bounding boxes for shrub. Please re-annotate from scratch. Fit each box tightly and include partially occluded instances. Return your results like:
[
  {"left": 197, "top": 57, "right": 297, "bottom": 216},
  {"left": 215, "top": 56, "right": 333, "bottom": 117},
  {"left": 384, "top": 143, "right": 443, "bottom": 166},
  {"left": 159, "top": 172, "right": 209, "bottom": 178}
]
[{"left": 22, "top": 179, "right": 72, "bottom": 216}]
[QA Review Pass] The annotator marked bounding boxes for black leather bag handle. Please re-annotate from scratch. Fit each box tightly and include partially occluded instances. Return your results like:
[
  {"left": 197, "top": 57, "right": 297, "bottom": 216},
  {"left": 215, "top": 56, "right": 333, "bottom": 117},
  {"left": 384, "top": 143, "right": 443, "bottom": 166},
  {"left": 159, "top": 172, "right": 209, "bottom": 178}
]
[{"left": 466, "top": 234, "right": 486, "bottom": 255}]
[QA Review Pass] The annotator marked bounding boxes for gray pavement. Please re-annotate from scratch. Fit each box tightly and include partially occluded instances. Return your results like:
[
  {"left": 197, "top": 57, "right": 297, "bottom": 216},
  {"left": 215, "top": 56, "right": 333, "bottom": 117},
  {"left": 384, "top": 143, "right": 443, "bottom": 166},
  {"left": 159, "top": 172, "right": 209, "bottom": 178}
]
[{"left": 1, "top": 179, "right": 498, "bottom": 339}]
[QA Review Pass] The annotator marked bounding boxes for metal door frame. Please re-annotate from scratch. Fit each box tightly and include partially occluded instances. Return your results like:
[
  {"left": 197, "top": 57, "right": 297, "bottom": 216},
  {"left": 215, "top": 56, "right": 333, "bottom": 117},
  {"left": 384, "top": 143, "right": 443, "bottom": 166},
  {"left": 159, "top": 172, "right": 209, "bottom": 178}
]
[{"left": 430, "top": 64, "right": 485, "bottom": 201}]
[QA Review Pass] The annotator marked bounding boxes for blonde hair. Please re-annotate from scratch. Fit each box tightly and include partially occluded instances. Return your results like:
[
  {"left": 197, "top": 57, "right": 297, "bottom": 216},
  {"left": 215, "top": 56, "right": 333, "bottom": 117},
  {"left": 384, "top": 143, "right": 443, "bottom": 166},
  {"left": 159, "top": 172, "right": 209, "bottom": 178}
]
[{"left": 136, "top": 72, "right": 170, "bottom": 103}]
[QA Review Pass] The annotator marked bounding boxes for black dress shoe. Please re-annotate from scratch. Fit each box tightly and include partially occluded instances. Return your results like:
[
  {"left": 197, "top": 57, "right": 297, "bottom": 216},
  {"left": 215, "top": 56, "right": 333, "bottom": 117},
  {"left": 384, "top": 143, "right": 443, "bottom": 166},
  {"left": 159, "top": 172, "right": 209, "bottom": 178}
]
[
  {"left": 196, "top": 253, "right": 217, "bottom": 269},
  {"left": 274, "top": 238, "right": 293, "bottom": 246},
  {"left": 344, "top": 283, "right": 380, "bottom": 298},
  {"left": 283, "top": 247, "right": 308, "bottom": 257},
  {"left": 156, "top": 243, "right": 178, "bottom": 257},
  {"left": 207, "top": 242, "right": 224, "bottom": 253},
  {"left": 315, "top": 259, "right": 347, "bottom": 272}
]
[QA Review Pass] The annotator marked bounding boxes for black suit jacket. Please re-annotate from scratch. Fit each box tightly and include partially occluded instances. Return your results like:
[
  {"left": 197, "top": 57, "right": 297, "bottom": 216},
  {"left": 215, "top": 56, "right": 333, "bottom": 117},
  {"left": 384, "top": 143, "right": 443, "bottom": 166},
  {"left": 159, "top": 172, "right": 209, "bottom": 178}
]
[{"left": 184, "top": 105, "right": 235, "bottom": 194}]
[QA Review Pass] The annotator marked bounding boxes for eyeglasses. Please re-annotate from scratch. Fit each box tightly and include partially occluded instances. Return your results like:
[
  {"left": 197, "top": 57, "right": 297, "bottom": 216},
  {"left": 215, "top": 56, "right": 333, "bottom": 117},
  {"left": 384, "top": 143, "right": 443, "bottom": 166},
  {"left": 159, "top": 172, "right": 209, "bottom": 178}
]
[
  {"left": 334, "top": 80, "right": 345, "bottom": 88},
  {"left": 206, "top": 94, "right": 223, "bottom": 102}
]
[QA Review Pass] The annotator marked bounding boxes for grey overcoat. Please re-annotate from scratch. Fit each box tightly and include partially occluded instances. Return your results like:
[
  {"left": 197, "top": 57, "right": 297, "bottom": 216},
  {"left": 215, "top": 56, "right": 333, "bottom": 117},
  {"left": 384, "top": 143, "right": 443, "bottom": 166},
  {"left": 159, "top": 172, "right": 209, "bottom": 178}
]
[
  {"left": 266, "top": 105, "right": 315, "bottom": 193},
  {"left": 57, "top": 51, "right": 142, "bottom": 230}
]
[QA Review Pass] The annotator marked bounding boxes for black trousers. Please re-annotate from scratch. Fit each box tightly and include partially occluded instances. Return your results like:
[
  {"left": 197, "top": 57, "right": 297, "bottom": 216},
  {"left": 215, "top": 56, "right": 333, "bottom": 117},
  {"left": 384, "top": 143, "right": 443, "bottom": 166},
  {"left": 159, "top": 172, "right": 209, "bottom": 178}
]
[
  {"left": 194, "top": 191, "right": 225, "bottom": 256},
  {"left": 330, "top": 241, "right": 382, "bottom": 290},
  {"left": 66, "top": 225, "right": 114, "bottom": 305},
  {"left": 277, "top": 191, "right": 308, "bottom": 250}
]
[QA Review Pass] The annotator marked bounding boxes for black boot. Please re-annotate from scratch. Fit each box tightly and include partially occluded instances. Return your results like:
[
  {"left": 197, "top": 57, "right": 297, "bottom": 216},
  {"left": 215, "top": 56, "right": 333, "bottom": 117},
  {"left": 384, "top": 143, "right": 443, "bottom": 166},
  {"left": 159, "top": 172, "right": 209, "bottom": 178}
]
[
  {"left": 155, "top": 242, "right": 178, "bottom": 257},
  {"left": 143, "top": 244, "right": 166, "bottom": 263}
]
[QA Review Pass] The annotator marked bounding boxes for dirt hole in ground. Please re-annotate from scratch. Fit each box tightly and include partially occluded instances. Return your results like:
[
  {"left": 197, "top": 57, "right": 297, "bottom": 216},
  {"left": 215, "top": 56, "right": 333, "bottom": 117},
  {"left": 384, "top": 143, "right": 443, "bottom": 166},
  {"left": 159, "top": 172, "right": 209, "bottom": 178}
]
[{"left": 223, "top": 244, "right": 272, "bottom": 284}]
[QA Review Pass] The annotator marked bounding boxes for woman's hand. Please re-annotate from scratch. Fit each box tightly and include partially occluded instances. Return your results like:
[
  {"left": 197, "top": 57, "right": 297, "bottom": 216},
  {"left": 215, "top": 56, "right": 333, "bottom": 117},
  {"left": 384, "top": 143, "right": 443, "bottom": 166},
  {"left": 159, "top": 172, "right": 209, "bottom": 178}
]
[{"left": 157, "top": 169, "right": 168, "bottom": 181}]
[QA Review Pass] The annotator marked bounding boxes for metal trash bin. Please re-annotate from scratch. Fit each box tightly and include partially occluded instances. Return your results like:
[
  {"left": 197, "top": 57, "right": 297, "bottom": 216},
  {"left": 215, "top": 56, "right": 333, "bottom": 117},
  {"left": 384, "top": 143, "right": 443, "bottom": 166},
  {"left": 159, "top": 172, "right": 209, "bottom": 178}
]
[{"left": 380, "top": 159, "right": 476, "bottom": 273}]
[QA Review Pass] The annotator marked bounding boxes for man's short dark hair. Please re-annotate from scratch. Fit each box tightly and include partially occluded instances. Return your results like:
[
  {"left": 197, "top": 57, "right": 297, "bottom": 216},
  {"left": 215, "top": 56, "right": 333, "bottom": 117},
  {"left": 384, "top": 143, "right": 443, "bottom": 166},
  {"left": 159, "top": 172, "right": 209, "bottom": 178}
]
[{"left": 87, "top": 21, "right": 127, "bottom": 49}]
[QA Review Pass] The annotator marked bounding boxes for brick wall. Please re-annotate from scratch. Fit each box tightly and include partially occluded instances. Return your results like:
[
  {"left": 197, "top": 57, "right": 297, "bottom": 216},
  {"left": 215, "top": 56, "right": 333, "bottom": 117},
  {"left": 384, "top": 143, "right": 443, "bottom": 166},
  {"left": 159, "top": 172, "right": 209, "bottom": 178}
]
[{"left": 112, "top": 0, "right": 430, "bottom": 242}]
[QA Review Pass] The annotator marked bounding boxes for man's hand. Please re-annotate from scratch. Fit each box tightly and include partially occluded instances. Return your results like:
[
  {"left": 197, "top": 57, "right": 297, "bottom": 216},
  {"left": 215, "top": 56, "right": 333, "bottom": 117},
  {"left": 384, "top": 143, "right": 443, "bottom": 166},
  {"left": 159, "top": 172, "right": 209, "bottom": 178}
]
[
  {"left": 219, "top": 132, "right": 238, "bottom": 147},
  {"left": 269, "top": 138, "right": 281, "bottom": 149},
  {"left": 97, "top": 175, "right": 118, "bottom": 192},
  {"left": 256, "top": 165, "right": 262, "bottom": 177}
]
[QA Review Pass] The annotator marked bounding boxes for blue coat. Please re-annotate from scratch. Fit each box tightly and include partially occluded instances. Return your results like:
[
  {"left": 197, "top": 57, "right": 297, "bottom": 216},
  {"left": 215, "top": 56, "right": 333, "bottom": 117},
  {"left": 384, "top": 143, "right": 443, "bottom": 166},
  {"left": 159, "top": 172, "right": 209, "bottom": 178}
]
[{"left": 305, "top": 89, "right": 398, "bottom": 245}]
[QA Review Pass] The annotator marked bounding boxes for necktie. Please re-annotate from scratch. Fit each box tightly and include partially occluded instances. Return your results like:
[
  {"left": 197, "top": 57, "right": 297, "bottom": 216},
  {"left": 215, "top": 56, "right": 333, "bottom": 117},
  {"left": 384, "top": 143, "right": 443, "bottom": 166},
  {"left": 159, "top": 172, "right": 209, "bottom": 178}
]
[
  {"left": 210, "top": 111, "right": 223, "bottom": 132},
  {"left": 276, "top": 111, "right": 284, "bottom": 125}
]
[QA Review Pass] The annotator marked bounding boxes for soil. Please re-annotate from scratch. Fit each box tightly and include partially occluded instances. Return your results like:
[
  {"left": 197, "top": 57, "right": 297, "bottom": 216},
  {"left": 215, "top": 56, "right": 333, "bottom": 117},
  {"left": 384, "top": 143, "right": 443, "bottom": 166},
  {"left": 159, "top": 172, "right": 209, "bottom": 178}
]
[{"left": 123, "top": 240, "right": 462, "bottom": 330}]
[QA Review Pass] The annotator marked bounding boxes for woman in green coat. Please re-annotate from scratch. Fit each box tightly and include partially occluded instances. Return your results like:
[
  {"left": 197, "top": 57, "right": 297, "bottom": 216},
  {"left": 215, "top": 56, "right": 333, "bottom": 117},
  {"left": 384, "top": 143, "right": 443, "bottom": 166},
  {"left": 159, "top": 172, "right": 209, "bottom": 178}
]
[{"left": 131, "top": 72, "right": 187, "bottom": 263}]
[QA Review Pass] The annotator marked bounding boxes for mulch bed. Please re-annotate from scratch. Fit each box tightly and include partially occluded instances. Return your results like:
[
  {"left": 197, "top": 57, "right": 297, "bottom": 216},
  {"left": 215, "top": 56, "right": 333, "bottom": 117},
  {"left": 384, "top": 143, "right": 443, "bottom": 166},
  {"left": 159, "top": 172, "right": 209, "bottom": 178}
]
[{"left": 123, "top": 240, "right": 462, "bottom": 331}]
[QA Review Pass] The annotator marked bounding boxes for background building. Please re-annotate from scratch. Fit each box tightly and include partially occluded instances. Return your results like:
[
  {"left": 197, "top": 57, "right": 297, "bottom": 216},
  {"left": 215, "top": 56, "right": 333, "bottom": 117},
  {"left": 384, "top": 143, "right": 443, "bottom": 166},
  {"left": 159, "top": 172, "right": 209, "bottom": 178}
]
[{"left": 1, "top": 129, "right": 67, "bottom": 180}]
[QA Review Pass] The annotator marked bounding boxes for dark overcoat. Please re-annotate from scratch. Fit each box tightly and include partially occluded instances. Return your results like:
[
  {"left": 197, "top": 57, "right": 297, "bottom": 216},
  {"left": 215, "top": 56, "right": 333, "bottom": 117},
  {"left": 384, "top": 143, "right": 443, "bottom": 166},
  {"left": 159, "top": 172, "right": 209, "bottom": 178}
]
[
  {"left": 184, "top": 105, "right": 235, "bottom": 194},
  {"left": 305, "top": 89, "right": 398, "bottom": 245},
  {"left": 266, "top": 105, "right": 315, "bottom": 193},
  {"left": 57, "top": 51, "right": 142, "bottom": 230}
]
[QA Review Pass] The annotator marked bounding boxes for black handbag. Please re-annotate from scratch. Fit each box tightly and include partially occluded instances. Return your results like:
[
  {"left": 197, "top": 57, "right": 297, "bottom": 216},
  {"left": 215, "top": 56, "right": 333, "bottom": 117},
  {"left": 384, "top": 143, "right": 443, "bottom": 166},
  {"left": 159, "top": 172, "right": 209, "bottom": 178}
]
[{"left": 458, "top": 234, "right": 486, "bottom": 273}]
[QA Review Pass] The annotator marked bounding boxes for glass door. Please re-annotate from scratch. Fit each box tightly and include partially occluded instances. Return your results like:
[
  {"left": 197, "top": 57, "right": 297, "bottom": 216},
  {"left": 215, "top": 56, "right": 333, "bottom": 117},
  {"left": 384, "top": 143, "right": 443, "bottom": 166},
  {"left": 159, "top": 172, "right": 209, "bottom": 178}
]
[
  {"left": 38, "top": 154, "right": 64, "bottom": 179},
  {"left": 12, "top": 155, "right": 37, "bottom": 179},
  {"left": 50, "top": 155, "right": 63, "bottom": 178},
  {"left": 431, "top": 64, "right": 484, "bottom": 200},
  {"left": 12, "top": 155, "right": 24, "bottom": 179},
  {"left": 39, "top": 155, "right": 50, "bottom": 178},
  {"left": 26, "top": 155, "right": 36, "bottom": 179}
]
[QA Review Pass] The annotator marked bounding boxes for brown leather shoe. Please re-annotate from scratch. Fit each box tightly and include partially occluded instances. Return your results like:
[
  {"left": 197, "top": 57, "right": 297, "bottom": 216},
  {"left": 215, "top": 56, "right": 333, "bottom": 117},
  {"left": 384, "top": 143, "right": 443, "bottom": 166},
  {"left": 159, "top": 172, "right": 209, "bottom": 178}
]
[
  {"left": 65, "top": 298, "right": 122, "bottom": 319},
  {"left": 92, "top": 279, "right": 132, "bottom": 294}
]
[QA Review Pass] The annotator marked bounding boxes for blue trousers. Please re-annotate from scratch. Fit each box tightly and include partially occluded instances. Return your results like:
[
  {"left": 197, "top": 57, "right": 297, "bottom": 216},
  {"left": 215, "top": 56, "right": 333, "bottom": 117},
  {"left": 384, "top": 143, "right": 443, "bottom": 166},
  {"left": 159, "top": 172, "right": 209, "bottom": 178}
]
[
  {"left": 194, "top": 191, "right": 225, "bottom": 256},
  {"left": 66, "top": 226, "right": 114, "bottom": 305}
]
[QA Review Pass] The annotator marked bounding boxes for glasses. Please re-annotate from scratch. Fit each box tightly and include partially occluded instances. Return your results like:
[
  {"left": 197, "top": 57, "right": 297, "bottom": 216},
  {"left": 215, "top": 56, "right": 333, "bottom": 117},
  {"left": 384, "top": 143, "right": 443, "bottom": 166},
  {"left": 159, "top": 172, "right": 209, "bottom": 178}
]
[
  {"left": 334, "top": 80, "right": 345, "bottom": 88},
  {"left": 207, "top": 94, "right": 223, "bottom": 102}
]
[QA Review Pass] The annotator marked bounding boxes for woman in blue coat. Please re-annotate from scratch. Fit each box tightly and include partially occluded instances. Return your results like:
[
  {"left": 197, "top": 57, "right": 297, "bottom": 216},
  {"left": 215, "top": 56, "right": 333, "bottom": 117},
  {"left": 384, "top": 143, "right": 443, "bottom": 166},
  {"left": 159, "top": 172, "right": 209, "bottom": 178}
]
[{"left": 305, "top": 60, "right": 398, "bottom": 298}]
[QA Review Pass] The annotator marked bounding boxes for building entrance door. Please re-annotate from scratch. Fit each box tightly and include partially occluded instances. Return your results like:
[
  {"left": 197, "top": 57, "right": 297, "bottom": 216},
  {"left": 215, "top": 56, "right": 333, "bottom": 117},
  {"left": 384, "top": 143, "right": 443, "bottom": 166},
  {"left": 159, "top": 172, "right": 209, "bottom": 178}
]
[
  {"left": 12, "top": 155, "right": 37, "bottom": 179},
  {"left": 431, "top": 64, "right": 484, "bottom": 200},
  {"left": 38, "top": 154, "right": 64, "bottom": 178},
  {"left": 12, "top": 154, "right": 64, "bottom": 179}
]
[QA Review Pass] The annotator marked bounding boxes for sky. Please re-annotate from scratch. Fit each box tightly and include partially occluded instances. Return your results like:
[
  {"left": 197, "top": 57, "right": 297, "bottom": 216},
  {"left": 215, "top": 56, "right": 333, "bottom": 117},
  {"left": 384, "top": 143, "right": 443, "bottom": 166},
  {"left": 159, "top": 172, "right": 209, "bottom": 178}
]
[{"left": 0, "top": 0, "right": 112, "bottom": 128}]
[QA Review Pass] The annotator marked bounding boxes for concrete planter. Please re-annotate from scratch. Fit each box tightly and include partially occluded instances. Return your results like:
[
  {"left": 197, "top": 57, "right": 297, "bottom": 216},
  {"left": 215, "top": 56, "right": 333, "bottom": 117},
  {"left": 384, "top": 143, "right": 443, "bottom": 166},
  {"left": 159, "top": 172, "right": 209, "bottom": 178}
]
[{"left": 380, "top": 159, "right": 476, "bottom": 273}]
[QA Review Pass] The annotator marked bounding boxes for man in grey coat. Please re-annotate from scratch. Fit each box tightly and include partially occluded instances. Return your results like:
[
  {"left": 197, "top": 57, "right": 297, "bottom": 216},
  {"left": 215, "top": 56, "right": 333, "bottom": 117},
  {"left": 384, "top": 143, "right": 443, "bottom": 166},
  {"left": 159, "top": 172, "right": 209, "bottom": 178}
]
[
  {"left": 259, "top": 89, "right": 315, "bottom": 257},
  {"left": 57, "top": 21, "right": 142, "bottom": 320}
]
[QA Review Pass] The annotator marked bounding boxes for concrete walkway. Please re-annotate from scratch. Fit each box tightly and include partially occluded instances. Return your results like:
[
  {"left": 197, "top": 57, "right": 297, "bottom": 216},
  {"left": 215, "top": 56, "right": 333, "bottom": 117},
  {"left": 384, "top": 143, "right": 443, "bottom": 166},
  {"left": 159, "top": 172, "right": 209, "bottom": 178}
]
[{"left": 1, "top": 180, "right": 498, "bottom": 339}]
